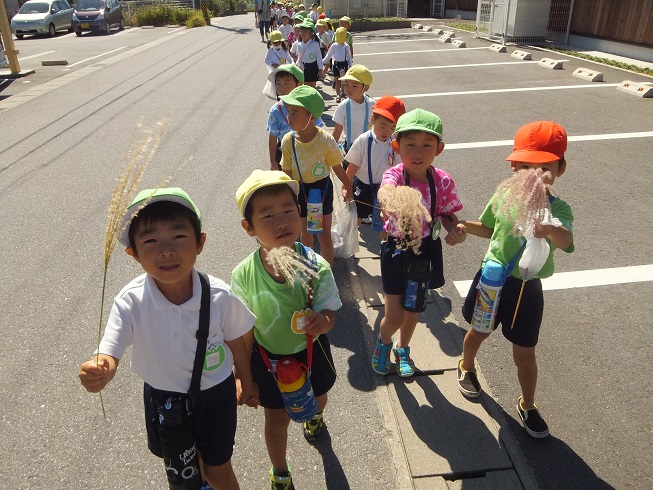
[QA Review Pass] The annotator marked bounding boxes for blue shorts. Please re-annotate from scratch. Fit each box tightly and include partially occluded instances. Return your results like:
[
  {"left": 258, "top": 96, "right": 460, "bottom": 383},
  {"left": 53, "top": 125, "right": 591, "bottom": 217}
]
[
  {"left": 380, "top": 235, "right": 444, "bottom": 295},
  {"left": 462, "top": 270, "right": 544, "bottom": 347},
  {"left": 144, "top": 374, "right": 237, "bottom": 467}
]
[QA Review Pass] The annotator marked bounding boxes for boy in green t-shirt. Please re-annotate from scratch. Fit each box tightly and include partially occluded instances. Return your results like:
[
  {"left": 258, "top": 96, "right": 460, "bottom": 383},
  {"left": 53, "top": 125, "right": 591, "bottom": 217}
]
[
  {"left": 232, "top": 170, "right": 342, "bottom": 490},
  {"left": 457, "top": 121, "right": 575, "bottom": 439}
]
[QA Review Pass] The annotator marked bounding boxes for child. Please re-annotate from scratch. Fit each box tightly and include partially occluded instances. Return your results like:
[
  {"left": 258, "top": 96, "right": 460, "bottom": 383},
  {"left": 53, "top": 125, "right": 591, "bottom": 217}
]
[
  {"left": 338, "top": 16, "right": 354, "bottom": 58},
  {"left": 321, "top": 27, "right": 352, "bottom": 103},
  {"left": 372, "top": 109, "right": 464, "bottom": 377},
  {"left": 266, "top": 64, "right": 326, "bottom": 170},
  {"left": 232, "top": 169, "right": 342, "bottom": 490},
  {"left": 332, "top": 64, "right": 375, "bottom": 152},
  {"left": 278, "top": 12, "right": 293, "bottom": 41},
  {"left": 292, "top": 19, "right": 323, "bottom": 88},
  {"left": 279, "top": 85, "right": 352, "bottom": 265},
  {"left": 342, "top": 96, "right": 406, "bottom": 238},
  {"left": 308, "top": 2, "right": 319, "bottom": 22},
  {"left": 78, "top": 188, "right": 258, "bottom": 490},
  {"left": 316, "top": 18, "right": 332, "bottom": 61},
  {"left": 265, "top": 31, "right": 291, "bottom": 69},
  {"left": 457, "top": 121, "right": 574, "bottom": 439}
]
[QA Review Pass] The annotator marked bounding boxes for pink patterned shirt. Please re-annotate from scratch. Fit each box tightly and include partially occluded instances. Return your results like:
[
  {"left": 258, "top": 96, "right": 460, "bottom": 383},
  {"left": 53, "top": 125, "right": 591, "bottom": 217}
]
[{"left": 381, "top": 164, "right": 463, "bottom": 238}]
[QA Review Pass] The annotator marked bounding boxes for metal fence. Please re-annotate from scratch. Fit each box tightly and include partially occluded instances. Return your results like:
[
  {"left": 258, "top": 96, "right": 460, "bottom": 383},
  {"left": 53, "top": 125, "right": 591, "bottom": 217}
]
[
  {"left": 476, "top": 0, "right": 574, "bottom": 45},
  {"left": 384, "top": 0, "right": 407, "bottom": 18}
]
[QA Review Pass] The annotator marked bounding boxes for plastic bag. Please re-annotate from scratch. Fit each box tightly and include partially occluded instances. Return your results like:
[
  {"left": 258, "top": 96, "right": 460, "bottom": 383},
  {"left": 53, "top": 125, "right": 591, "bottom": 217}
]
[
  {"left": 518, "top": 211, "right": 562, "bottom": 280},
  {"left": 255, "top": 18, "right": 260, "bottom": 28},
  {"left": 332, "top": 201, "right": 359, "bottom": 259},
  {"left": 262, "top": 65, "right": 276, "bottom": 99}
]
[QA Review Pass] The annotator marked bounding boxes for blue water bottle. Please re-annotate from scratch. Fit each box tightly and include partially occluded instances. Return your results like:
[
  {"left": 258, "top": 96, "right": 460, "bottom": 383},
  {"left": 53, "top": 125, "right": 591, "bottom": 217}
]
[
  {"left": 471, "top": 260, "right": 505, "bottom": 333},
  {"left": 371, "top": 198, "right": 383, "bottom": 232},
  {"left": 306, "top": 189, "right": 323, "bottom": 234}
]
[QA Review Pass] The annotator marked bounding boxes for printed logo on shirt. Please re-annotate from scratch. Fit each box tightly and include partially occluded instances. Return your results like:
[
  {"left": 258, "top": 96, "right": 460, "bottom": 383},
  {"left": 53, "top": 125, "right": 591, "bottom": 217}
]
[
  {"left": 291, "top": 308, "right": 313, "bottom": 334},
  {"left": 312, "top": 162, "right": 327, "bottom": 178},
  {"left": 204, "top": 343, "right": 226, "bottom": 371},
  {"left": 308, "top": 52, "right": 316, "bottom": 60}
]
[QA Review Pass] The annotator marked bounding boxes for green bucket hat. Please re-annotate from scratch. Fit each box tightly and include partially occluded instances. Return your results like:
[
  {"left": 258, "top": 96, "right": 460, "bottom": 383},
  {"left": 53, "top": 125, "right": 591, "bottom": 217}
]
[
  {"left": 298, "top": 19, "right": 315, "bottom": 29},
  {"left": 118, "top": 187, "right": 201, "bottom": 247},
  {"left": 268, "top": 63, "right": 304, "bottom": 84},
  {"left": 395, "top": 108, "right": 443, "bottom": 140},
  {"left": 279, "top": 85, "right": 325, "bottom": 118}
]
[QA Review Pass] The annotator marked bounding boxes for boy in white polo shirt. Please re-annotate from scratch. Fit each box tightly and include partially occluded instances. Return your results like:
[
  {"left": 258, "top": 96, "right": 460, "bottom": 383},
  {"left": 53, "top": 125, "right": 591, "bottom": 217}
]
[{"left": 78, "top": 188, "right": 257, "bottom": 490}]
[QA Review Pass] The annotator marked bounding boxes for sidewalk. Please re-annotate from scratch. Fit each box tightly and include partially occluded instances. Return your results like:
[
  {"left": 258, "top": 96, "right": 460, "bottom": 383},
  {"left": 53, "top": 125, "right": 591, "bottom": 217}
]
[{"left": 331, "top": 192, "right": 537, "bottom": 489}]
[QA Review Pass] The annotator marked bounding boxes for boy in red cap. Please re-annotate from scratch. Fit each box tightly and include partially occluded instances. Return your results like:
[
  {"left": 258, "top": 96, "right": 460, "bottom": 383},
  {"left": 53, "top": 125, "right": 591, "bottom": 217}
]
[
  {"left": 342, "top": 96, "right": 406, "bottom": 240},
  {"left": 456, "top": 121, "right": 575, "bottom": 438}
]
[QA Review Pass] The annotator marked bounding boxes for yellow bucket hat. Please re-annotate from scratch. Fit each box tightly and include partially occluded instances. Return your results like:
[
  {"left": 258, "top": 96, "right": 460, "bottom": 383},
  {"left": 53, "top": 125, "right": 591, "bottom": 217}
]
[{"left": 339, "top": 64, "right": 373, "bottom": 86}]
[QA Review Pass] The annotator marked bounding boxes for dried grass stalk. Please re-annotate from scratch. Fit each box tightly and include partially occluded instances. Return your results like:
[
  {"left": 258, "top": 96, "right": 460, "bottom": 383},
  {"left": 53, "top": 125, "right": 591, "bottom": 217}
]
[
  {"left": 95, "top": 117, "right": 170, "bottom": 418},
  {"left": 493, "top": 168, "right": 556, "bottom": 236},
  {"left": 265, "top": 246, "right": 319, "bottom": 290},
  {"left": 379, "top": 186, "right": 431, "bottom": 254}
]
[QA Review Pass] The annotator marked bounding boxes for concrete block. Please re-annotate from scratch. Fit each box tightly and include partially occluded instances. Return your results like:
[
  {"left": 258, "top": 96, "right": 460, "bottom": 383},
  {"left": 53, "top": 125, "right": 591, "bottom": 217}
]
[
  {"left": 451, "top": 39, "right": 466, "bottom": 48},
  {"left": 489, "top": 43, "right": 506, "bottom": 53},
  {"left": 572, "top": 67, "right": 604, "bottom": 82},
  {"left": 617, "top": 80, "right": 653, "bottom": 98},
  {"left": 510, "top": 50, "right": 532, "bottom": 60},
  {"left": 438, "top": 35, "right": 452, "bottom": 43},
  {"left": 413, "top": 24, "right": 422, "bottom": 29},
  {"left": 414, "top": 476, "right": 449, "bottom": 490},
  {"left": 538, "top": 57, "right": 564, "bottom": 69},
  {"left": 423, "top": 26, "right": 433, "bottom": 32},
  {"left": 432, "top": 28, "right": 443, "bottom": 35},
  {"left": 41, "top": 60, "right": 68, "bottom": 66},
  {"left": 140, "top": 25, "right": 154, "bottom": 29},
  {"left": 388, "top": 371, "right": 512, "bottom": 478},
  {"left": 443, "top": 30, "right": 455, "bottom": 37}
]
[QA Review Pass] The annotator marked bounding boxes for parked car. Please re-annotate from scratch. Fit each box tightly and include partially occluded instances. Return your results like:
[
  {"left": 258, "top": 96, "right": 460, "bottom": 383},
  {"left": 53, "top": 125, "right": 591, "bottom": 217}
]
[
  {"left": 72, "top": 0, "right": 124, "bottom": 36},
  {"left": 10, "top": 0, "right": 73, "bottom": 39}
]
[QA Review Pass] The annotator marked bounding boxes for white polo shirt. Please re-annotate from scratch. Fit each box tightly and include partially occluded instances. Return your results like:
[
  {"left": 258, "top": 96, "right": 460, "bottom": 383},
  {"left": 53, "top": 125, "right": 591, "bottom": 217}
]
[
  {"left": 333, "top": 95, "right": 376, "bottom": 144},
  {"left": 98, "top": 270, "right": 255, "bottom": 393},
  {"left": 345, "top": 129, "right": 400, "bottom": 185}
]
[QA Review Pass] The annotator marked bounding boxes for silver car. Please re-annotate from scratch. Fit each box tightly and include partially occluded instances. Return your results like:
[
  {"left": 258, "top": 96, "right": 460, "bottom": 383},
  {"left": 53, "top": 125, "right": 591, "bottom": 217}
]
[{"left": 11, "top": 0, "right": 74, "bottom": 39}]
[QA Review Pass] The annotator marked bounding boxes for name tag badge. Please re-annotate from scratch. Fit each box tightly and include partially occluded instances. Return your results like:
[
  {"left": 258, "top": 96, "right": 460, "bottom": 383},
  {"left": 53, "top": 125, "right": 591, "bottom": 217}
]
[
  {"left": 432, "top": 219, "right": 442, "bottom": 240},
  {"left": 280, "top": 57, "right": 287, "bottom": 64},
  {"left": 388, "top": 152, "right": 394, "bottom": 167},
  {"left": 291, "top": 308, "right": 313, "bottom": 334},
  {"left": 204, "top": 343, "right": 226, "bottom": 371}
]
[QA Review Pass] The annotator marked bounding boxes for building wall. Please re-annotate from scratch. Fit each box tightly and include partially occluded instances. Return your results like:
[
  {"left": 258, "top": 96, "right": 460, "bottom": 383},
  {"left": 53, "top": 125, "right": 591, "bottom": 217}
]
[{"left": 570, "top": 0, "right": 653, "bottom": 46}]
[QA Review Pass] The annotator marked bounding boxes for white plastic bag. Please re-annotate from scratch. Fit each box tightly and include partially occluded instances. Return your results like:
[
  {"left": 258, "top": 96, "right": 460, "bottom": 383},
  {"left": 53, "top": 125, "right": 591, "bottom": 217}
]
[
  {"left": 332, "top": 201, "right": 359, "bottom": 259},
  {"left": 518, "top": 211, "right": 562, "bottom": 280},
  {"left": 262, "top": 65, "right": 277, "bottom": 99}
]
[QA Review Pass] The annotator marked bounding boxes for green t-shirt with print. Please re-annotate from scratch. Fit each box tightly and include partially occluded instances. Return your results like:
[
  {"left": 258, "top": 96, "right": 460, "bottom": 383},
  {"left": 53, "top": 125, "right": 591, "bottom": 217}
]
[
  {"left": 231, "top": 243, "right": 342, "bottom": 355},
  {"left": 480, "top": 192, "right": 575, "bottom": 280}
]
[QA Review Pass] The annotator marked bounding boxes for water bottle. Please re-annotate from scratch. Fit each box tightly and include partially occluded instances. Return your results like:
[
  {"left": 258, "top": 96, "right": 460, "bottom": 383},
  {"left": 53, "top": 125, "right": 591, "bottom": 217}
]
[
  {"left": 402, "top": 256, "right": 431, "bottom": 313},
  {"left": 306, "top": 188, "right": 323, "bottom": 234},
  {"left": 276, "top": 357, "right": 318, "bottom": 423},
  {"left": 471, "top": 260, "right": 505, "bottom": 333},
  {"left": 371, "top": 197, "right": 383, "bottom": 232}
]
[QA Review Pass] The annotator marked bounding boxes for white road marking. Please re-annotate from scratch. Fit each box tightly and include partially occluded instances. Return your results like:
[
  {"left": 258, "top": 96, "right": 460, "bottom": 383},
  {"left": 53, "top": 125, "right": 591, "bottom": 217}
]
[
  {"left": 354, "top": 38, "right": 447, "bottom": 45},
  {"left": 18, "top": 50, "right": 55, "bottom": 61},
  {"left": 63, "top": 47, "right": 126, "bottom": 68},
  {"left": 356, "top": 47, "right": 490, "bottom": 57},
  {"left": 167, "top": 27, "right": 185, "bottom": 34},
  {"left": 397, "top": 81, "right": 653, "bottom": 99},
  {"left": 372, "top": 60, "right": 560, "bottom": 73},
  {"left": 454, "top": 264, "right": 653, "bottom": 297},
  {"left": 446, "top": 131, "right": 653, "bottom": 150}
]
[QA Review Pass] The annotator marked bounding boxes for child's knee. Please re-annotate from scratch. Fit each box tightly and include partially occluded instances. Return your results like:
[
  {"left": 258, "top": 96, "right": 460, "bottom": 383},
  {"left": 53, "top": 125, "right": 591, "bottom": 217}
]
[
  {"left": 203, "top": 459, "right": 237, "bottom": 488},
  {"left": 512, "top": 344, "right": 536, "bottom": 366}
]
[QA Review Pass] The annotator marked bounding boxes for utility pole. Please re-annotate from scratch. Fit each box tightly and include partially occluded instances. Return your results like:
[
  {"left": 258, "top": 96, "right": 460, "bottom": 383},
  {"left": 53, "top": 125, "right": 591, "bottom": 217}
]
[{"left": 0, "top": 0, "right": 21, "bottom": 74}]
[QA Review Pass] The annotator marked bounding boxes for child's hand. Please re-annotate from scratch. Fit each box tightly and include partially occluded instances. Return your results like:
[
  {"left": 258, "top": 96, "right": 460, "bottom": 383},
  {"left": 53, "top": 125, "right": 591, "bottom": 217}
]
[
  {"left": 342, "top": 185, "right": 351, "bottom": 202},
  {"left": 236, "top": 377, "right": 260, "bottom": 408},
  {"left": 302, "top": 311, "right": 333, "bottom": 336},
  {"left": 445, "top": 223, "right": 467, "bottom": 246},
  {"left": 533, "top": 223, "right": 554, "bottom": 239},
  {"left": 78, "top": 355, "right": 115, "bottom": 393}
]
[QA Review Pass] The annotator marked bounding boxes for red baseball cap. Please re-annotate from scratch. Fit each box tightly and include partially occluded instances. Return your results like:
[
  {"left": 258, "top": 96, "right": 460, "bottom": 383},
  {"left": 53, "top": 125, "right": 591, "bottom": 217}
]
[
  {"left": 506, "top": 121, "right": 568, "bottom": 164},
  {"left": 372, "top": 96, "right": 407, "bottom": 123}
]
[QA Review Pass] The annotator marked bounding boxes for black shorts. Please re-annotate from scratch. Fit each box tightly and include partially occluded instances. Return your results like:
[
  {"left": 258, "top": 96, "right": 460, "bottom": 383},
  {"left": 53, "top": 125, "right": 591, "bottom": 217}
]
[
  {"left": 334, "top": 60, "right": 349, "bottom": 77},
  {"left": 462, "top": 270, "right": 544, "bottom": 347},
  {"left": 352, "top": 179, "right": 378, "bottom": 218},
  {"left": 303, "top": 61, "right": 319, "bottom": 82},
  {"left": 298, "top": 178, "right": 334, "bottom": 217},
  {"left": 144, "top": 374, "right": 237, "bottom": 467},
  {"left": 251, "top": 335, "right": 337, "bottom": 409},
  {"left": 380, "top": 235, "right": 444, "bottom": 295},
  {"left": 275, "top": 140, "right": 282, "bottom": 168}
]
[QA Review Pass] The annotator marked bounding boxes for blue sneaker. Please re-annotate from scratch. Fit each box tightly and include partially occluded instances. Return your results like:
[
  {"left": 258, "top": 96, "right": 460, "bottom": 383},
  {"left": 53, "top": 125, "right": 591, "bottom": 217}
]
[
  {"left": 393, "top": 342, "right": 415, "bottom": 377},
  {"left": 200, "top": 482, "right": 213, "bottom": 490},
  {"left": 371, "top": 335, "right": 393, "bottom": 375}
]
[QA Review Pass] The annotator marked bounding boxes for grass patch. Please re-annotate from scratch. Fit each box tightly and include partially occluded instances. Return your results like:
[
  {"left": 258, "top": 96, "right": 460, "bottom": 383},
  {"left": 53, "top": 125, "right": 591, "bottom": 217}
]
[
  {"left": 548, "top": 47, "right": 653, "bottom": 76},
  {"left": 185, "top": 10, "right": 207, "bottom": 27},
  {"left": 353, "top": 17, "right": 406, "bottom": 22},
  {"left": 441, "top": 21, "right": 476, "bottom": 32}
]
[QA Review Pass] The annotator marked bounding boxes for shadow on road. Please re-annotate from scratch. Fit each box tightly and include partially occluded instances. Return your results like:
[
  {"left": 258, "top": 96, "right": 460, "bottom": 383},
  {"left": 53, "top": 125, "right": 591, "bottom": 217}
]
[{"left": 310, "top": 427, "right": 351, "bottom": 490}]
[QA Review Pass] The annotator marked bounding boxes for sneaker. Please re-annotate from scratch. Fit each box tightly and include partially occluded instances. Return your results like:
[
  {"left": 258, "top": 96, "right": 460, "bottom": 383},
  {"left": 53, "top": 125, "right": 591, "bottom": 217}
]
[
  {"left": 517, "top": 396, "right": 549, "bottom": 438},
  {"left": 200, "top": 482, "right": 213, "bottom": 490},
  {"left": 269, "top": 467, "right": 295, "bottom": 490},
  {"left": 303, "top": 411, "right": 324, "bottom": 441},
  {"left": 335, "top": 95, "right": 341, "bottom": 103},
  {"left": 371, "top": 335, "right": 393, "bottom": 375},
  {"left": 362, "top": 215, "right": 372, "bottom": 224},
  {"left": 457, "top": 359, "right": 481, "bottom": 398},
  {"left": 393, "top": 342, "right": 415, "bottom": 377}
]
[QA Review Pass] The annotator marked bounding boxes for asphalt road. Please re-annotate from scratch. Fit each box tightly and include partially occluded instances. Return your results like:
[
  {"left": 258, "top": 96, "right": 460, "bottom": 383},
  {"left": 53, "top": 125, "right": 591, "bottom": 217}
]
[{"left": 2, "top": 12, "right": 653, "bottom": 490}]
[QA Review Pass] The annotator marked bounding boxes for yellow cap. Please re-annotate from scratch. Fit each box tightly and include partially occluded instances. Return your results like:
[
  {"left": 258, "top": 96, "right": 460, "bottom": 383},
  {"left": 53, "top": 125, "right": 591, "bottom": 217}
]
[
  {"left": 269, "top": 30, "right": 284, "bottom": 43},
  {"left": 334, "top": 26, "right": 347, "bottom": 44},
  {"left": 236, "top": 170, "right": 299, "bottom": 218},
  {"left": 316, "top": 19, "right": 327, "bottom": 27},
  {"left": 339, "top": 16, "right": 352, "bottom": 25},
  {"left": 339, "top": 64, "right": 372, "bottom": 86}
]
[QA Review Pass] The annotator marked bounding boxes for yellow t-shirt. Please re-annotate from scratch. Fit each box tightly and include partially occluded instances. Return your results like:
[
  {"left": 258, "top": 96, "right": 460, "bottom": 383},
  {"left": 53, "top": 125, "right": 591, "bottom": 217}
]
[{"left": 281, "top": 127, "right": 343, "bottom": 183}]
